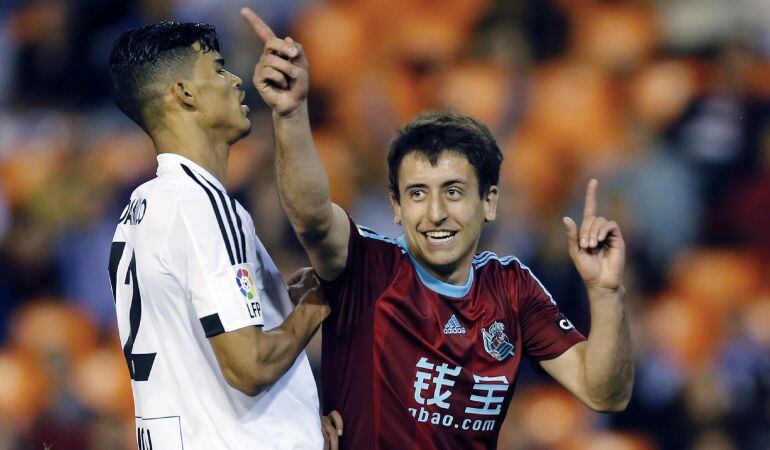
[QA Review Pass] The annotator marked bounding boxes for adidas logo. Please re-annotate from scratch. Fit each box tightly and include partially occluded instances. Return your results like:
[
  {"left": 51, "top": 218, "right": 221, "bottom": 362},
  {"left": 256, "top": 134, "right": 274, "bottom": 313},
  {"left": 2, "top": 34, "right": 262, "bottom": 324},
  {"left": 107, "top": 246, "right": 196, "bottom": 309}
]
[{"left": 443, "top": 314, "right": 466, "bottom": 335}]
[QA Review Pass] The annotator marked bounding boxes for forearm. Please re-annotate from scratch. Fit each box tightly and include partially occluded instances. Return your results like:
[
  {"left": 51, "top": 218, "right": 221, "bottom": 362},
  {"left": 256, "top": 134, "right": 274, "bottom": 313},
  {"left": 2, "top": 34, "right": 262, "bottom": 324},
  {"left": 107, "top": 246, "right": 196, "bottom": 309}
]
[
  {"left": 583, "top": 285, "right": 634, "bottom": 410},
  {"left": 255, "top": 302, "right": 328, "bottom": 385},
  {"left": 273, "top": 103, "right": 334, "bottom": 239},
  {"left": 216, "top": 303, "right": 324, "bottom": 396}
]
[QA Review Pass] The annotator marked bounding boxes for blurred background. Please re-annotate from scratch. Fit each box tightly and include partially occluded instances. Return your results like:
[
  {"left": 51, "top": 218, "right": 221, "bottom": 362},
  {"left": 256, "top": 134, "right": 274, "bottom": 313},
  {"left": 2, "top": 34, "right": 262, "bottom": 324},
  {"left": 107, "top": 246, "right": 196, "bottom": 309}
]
[{"left": 1, "top": 0, "right": 769, "bottom": 448}]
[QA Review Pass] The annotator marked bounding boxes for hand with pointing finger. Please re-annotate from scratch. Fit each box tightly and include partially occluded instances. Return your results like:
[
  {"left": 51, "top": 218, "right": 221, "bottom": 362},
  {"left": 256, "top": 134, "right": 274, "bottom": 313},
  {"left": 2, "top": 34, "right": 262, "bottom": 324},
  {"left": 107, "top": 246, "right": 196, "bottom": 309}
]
[
  {"left": 241, "top": 7, "right": 309, "bottom": 116},
  {"left": 563, "top": 179, "right": 626, "bottom": 293}
]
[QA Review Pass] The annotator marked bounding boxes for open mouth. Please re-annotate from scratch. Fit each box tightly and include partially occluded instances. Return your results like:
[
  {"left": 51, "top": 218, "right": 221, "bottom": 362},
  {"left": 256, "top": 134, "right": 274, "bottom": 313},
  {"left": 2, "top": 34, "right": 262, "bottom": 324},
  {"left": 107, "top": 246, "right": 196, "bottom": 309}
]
[
  {"left": 423, "top": 230, "right": 458, "bottom": 244},
  {"left": 239, "top": 91, "right": 248, "bottom": 111}
]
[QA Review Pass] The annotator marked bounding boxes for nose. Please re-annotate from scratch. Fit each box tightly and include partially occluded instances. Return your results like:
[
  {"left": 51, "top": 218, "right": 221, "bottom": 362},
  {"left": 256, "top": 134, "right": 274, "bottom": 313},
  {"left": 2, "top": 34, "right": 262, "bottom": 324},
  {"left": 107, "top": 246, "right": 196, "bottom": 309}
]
[
  {"left": 231, "top": 72, "right": 243, "bottom": 88},
  {"left": 427, "top": 195, "right": 448, "bottom": 224}
]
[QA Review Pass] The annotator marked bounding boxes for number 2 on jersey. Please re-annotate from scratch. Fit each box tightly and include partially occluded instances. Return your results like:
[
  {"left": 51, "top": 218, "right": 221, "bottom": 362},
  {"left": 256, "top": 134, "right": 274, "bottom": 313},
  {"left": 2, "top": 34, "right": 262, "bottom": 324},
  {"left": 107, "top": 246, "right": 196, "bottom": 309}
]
[{"left": 109, "top": 242, "right": 157, "bottom": 381}]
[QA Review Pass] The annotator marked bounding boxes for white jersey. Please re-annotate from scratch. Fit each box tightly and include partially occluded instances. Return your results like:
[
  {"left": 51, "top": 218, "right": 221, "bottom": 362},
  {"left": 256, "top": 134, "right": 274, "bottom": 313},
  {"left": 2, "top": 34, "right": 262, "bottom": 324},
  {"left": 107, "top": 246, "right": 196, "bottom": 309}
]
[{"left": 109, "top": 153, "right": 323, "bottom": 450}]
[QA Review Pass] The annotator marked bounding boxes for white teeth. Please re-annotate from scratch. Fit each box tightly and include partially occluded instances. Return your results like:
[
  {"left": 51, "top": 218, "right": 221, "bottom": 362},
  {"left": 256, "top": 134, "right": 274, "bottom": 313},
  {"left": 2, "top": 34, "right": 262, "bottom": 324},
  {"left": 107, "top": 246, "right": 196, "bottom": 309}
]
[{"left": 425, "top": 231, "right": 454, "bottom": 240}]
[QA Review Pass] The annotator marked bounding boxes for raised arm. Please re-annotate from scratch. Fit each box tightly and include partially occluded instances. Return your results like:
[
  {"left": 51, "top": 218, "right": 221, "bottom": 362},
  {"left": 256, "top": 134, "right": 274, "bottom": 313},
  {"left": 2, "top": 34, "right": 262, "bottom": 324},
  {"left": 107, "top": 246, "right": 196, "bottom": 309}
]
[
  {"left": 241, "top": 8, "right": 349, "bottom": 281},
  {"left": 209, "top": 268, "right": 329, "bottom": 396},
  {"left": 540, "top": 179, "right": 634, "bottom": 412}
]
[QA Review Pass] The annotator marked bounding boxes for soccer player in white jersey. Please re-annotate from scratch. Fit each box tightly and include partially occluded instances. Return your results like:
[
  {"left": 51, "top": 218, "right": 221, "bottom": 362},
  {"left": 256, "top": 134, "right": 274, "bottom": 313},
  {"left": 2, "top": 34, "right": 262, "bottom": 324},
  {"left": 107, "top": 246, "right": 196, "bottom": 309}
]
[{"left": 107, "top": 21, "right": 342, "bottom": 449}]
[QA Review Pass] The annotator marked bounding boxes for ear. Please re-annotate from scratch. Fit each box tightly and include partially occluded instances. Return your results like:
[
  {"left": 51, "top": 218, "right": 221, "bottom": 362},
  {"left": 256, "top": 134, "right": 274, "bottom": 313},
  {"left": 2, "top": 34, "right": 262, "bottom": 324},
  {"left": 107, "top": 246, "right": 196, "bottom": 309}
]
[
  {"left": 389, "top": 192, "right": 402, "bottom": 225},
  {"left": 483, "top": 185, "right": 498, "bottom": 222},
  {"left": 171, "top": 80, "right": 196, "bottom": 109}
]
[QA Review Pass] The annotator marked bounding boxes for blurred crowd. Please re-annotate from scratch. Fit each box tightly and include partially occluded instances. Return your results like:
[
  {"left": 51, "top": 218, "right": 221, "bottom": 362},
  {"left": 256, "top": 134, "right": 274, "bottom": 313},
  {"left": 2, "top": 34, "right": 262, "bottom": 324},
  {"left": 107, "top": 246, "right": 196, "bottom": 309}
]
[{"left": 1, "top": 0, "right": 769, "bottom": 449}]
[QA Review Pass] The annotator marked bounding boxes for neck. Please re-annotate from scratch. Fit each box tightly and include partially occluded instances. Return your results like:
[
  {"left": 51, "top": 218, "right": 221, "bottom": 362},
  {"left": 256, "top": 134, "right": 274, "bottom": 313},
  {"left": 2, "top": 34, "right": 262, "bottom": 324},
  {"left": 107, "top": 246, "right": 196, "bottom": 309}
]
[
  {"left": 151, "top": 120, "right": 230, "bottom": 182},
  {"left": 421, "top": 258, "right": 473, "bottom": 286},
  {"left": 402, "top": 241, "right": 474, "bottom": 286}
]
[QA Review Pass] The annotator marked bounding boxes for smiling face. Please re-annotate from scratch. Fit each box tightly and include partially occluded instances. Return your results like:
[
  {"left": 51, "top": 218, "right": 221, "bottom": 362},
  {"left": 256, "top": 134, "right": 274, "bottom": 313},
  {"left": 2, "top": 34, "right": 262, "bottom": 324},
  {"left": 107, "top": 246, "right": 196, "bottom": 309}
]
[
  {"left": 188, "top": 46, "right": 251, "bottom": 143},
  {"left": 390, "top": 150, "right": 498, "bottom": 285}
]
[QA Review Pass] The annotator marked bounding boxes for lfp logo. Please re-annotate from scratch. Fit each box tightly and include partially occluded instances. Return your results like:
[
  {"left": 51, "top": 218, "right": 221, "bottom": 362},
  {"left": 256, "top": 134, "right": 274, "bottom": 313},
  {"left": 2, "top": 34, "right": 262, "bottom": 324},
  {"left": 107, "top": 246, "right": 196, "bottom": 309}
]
[{"left": 236, "top": 269, "right": 256, "bottom": 300}]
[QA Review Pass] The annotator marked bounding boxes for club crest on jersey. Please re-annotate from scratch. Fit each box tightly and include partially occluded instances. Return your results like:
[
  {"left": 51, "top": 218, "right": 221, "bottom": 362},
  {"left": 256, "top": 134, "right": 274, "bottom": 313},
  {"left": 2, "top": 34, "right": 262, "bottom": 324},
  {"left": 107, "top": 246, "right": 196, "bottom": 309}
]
[
  {"left": 481, "top": 321, "right": 514, "bottom": 361},
  {"left": 236, "top": 268, "right": 256, "bottom": 300}
]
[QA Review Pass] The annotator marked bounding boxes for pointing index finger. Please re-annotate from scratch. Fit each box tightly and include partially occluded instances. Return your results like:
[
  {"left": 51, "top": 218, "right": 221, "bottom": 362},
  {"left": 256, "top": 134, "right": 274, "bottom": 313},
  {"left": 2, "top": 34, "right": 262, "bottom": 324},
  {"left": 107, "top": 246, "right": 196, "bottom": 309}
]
[
  {"left": 583, "top": 178, "right": 598, "bottom": 219},
  {"left": 241, "top": 7, "right": 276, "bottom": 42}
]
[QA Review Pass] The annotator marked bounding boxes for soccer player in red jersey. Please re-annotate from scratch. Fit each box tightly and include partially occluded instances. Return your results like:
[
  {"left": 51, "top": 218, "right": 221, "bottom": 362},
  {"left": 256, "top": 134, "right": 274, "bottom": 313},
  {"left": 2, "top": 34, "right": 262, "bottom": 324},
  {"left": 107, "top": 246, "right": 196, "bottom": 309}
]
[{"left": 242, "top": 9, "right": 633, "bottom": 449}]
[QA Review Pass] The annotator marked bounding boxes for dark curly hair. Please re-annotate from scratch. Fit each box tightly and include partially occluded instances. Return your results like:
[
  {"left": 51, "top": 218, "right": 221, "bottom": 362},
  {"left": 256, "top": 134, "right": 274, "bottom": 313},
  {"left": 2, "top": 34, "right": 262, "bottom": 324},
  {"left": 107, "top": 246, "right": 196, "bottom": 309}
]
[
  {"left": 387, "top": 111, "right": 503, "bottom": 202},
  {"left": 109, "top": 21, "right": 221, "bottom": 132}
]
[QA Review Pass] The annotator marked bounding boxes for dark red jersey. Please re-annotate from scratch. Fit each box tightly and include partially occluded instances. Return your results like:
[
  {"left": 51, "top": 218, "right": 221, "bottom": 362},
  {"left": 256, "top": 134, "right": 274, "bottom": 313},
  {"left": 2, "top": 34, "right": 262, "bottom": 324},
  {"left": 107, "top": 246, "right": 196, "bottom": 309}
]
[{"left": 320, "top": 217, "right": 586, "bottom": 449}]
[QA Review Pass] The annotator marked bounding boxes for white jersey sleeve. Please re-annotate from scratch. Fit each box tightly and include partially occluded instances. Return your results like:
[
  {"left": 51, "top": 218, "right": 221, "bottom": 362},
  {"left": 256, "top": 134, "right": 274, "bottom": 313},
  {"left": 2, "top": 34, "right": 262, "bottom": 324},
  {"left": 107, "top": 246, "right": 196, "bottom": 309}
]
[{"left": 167, "top": 189, "right": 264, "bottom": 337}]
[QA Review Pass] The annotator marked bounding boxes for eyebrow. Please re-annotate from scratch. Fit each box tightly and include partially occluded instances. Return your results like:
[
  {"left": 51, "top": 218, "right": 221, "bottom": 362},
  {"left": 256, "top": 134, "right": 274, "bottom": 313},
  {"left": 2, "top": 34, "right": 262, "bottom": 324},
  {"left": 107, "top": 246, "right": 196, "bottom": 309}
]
[
  {"left": 442, "top": 179, "right": 468, "bottom": 187},
  {"left": 403, "top": 179, "right": 468, "bottom": 191},
  {"left": 215, "top": 57, "right": 225, "bottom": 67},
  {"left": 404, "top": 183, "right": 428, "bottom": 191}
]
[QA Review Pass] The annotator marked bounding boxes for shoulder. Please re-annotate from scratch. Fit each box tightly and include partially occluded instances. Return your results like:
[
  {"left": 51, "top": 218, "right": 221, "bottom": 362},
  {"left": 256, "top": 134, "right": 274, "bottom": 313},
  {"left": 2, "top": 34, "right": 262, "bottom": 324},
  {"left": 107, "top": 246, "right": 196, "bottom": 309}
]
[
  {"left": 473, "top": 251, "right": 541, "bottom": 285},
  {"left": 231, "top": 197, "right": 254, "bottom": 226},
  {"left": 354, "top": 224, "right": 406, "bottom": 253},
  {"left": 123, "top": 173, "right": 222, "bottom": 233},
  {"left": 119, "top": 177, "right": 185, "bottom": 223},
  {"left": 172, "top": 186, "right": 233, "bottom": 236},
  {"left": 475, "top": 251, "right": 556, "bottom": 305},
  {"left": 130, "top": 169, "right": 205, "bottom": 204},
  {"left": 473, "top": 251, "right": 523, "bottom": 272},
  {"left": 147, "top": 167, "right": 224, "bottom": 218}
]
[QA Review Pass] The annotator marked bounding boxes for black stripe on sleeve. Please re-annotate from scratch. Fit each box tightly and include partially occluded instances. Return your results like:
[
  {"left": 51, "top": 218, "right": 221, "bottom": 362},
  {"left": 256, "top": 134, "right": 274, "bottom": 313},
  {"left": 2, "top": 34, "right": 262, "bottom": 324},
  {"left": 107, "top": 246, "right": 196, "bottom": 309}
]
[
  {"left": 180, "top": 164, "right": 236, "bottom": 266},
  {"left": 229, "top": 197, "right": 247, "bottom": 263},
  {"left": 202, "top": 177, "right": 243, "bottom": 264},
  {"left": 200, "top": 313, "right": 226, "bottom": 338}
]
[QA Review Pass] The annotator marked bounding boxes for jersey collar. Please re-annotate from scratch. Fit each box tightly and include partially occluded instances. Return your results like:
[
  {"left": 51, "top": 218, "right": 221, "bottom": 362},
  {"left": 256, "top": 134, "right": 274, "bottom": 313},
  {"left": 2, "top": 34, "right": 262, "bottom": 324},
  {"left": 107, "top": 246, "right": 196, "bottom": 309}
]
[
  {"left": 396, "top": 235, "right": 474, "bottom": 298},
  {"left": 156, "top": 153, "right": 227, "bottom": 192}
]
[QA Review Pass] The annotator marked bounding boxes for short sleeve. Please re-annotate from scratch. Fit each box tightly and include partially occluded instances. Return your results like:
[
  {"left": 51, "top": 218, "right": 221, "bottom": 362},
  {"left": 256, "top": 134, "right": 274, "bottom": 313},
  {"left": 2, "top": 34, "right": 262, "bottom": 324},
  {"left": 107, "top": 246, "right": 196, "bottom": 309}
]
[
  {"left": 170, "top": 194, "right": 264, "bottom": 337},
  {"left": 318, "top": 214, "right": 401, "bottom": 332},
  {"left": 516, "top": 262, "right": 585, "bottom": 363}
]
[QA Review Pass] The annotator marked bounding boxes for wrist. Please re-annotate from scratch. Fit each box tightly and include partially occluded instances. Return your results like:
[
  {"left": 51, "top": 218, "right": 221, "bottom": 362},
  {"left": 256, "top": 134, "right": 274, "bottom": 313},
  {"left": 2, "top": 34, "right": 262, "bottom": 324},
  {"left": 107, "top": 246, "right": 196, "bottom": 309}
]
[
  {"left": 286, "top": 301, "right": 328, "bottom": 339},
  {"left": 273, "top": 101, "right": 308, "bottom": 121},
  {"left": 295, "top": 298, "right": 331, "bottom": 323},
  {"left": 586, "top": 284, "right": 625, "bottom": 302}
]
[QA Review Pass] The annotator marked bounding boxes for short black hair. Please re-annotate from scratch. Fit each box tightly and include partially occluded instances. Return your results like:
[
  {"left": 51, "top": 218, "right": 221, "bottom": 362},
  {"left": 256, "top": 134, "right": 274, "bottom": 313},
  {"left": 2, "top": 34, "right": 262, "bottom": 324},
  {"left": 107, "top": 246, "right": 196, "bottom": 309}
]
[
  {"left": 387, "top": 111, "right": 503, "bottom": 202},
  {"left": 109, "top": 21, "right": 221, "bottom": 132}
]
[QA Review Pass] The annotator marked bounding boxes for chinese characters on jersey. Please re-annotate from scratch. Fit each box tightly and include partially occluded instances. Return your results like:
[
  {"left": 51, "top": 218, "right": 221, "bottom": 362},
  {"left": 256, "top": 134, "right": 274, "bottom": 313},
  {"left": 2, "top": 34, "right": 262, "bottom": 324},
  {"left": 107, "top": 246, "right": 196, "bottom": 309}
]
[{"left": 408, "top": 356, "right": 511, "bottom": 432}]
